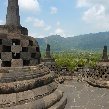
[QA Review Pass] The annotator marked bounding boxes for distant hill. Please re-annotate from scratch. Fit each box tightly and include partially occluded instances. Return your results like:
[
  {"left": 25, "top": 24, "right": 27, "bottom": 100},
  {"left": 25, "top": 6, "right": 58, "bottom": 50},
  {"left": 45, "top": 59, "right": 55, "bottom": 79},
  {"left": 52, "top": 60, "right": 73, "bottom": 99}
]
[{"left": 37, "top": 32, "right": 109, "bottom": 52}]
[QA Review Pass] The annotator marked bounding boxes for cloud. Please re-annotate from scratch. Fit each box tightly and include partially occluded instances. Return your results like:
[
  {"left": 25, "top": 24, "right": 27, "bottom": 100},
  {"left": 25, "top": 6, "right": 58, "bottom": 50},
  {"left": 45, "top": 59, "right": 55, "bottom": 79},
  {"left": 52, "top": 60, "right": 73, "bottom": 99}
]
[
  {"left": 50, "top": 7, "right": 58, "bottom": 14},
  {"left": 26, "top": 17, "right": 51, "bottom": 31},
  {"left": 26, "top": 17, "right": 45, "bottom": 28},
  {"left": 33, "top": 19, "right": 45, "bottom": 28},
  {"left": 19, "top": 0, "right": 40, "bottom": 11},
  {"left": 77, "top": 0, "right": 109, "bottom": 8},
  {"left": 83, "top": 5, "right": 106, "bottom": 23},
  {"left": 55, "top": 28, "right": 65, "bottom": 36},
  {"left": 77, "top": 0, "right": 109, "bottom": 30},
  {"left": 0, "top": 20, "right": 5, "bottom": 25},
  {"left": 77, "top": 0, "right": 90, "bottom": 8},
  {"left": 29, "top": 32, "right": 45, "bottom": 38}
]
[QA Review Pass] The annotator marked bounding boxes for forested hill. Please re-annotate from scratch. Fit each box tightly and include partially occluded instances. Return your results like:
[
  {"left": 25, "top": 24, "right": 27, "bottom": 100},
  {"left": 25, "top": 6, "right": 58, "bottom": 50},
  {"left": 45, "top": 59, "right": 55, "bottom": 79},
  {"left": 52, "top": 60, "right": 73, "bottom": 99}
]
[{"left": 37, "top": 32, "right": 109, "bottom": 52}]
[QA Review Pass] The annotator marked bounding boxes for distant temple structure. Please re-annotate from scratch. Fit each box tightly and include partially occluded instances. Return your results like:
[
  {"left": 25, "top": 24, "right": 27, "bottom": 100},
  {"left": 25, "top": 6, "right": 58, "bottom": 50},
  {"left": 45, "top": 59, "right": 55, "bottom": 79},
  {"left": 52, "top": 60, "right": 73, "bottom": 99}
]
[
  {"left": 0, "top": 0, "right": 41, "bottom": 67},
  {"left": 43, "top": 44, "right": 55, "bottom": 62},
  {"left": 42, "top": 44, "right": 57, "bottom": 71},
  {"left": 45, "top": 44, "right": 51, "bottom": 58},
  {"left": 102, "top": 45, "right": 108, "bottom": 61}
]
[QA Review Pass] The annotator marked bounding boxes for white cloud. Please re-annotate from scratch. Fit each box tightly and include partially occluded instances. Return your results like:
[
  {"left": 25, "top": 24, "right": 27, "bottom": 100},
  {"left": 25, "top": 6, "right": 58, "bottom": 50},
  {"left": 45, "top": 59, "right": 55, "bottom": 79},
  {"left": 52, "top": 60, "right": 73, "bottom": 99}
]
[
  {"left": 19, "top": 0, "right": 40, "bottom": 11},
  {"left": 77, "top": 0, "right": 90, "bottom": 8},
  {"left": 0, "top": 20, "right": 5, "bottom": 25},
  {"left": 26, "top": 17, "right": 45, "bottom": 28},
  {"left": 77, "top": 0, "right": 109, "bottom": 8},
  {"left": 77, "top": 0, "right": 109, "bottom": 30},
  {"left": 50, "top": 7, "right": 58, "bottom": 14},
  {"left": 55, "top": 28, "right": 65, "bottom": 36},
  {"left": 83, "top": 5, "right": 106, "bottom": 23},
  {"left": 33, "top": 19, "right": 45, "bottom": 28},
  {"left": 29, "top": 32, "right": 45, "bottom": 38},
  {"left": 26, "top": 17, "right": 51, "bottom": 32}
]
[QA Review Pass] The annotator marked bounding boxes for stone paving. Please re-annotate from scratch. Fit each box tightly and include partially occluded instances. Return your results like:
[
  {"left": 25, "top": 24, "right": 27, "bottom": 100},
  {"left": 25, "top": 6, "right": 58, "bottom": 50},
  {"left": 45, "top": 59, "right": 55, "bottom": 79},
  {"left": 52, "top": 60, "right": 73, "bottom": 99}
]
[{"left": 59, "top": 80, "right": 109, "bottom": 109}]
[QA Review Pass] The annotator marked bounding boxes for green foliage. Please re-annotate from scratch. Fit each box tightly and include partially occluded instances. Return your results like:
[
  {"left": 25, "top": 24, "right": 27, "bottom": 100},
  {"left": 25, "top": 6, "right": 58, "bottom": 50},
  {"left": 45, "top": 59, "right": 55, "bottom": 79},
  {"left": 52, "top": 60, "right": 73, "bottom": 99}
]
[{"left": 53, "top": 51, "right": 101, "bottom": 71}]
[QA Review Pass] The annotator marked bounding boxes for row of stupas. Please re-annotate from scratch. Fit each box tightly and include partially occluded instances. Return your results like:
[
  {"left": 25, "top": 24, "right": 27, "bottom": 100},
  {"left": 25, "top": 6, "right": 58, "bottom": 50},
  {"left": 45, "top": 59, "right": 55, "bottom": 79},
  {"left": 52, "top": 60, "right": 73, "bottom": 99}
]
[{"left": 0, "top": 0, "right": 67, "bottom": 109}]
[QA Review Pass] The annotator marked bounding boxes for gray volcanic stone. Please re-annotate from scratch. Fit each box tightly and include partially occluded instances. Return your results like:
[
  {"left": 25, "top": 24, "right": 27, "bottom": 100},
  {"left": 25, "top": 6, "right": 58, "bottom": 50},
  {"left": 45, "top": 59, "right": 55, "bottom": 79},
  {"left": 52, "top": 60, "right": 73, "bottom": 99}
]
[
  {"left": 0, "top": 69, "right": 9, "bottom": 73},
  {"left": 20, "top": 52, "right": 31, "bottom": 60},
  {"left": 21, "top": 39, "right": 29, "bottom": 47},
  {"left": 0, "top": 0, "right": 41, "bottom": 67},
  {"left": 11, "top": 59, "right": 23, "bottom": 67},
  {"left": 2, "top": 39, "right": 12, "bottom": 46},
  {"left": 11, "top": 45, "right": 22, "bottom": 53},
  {"left": 1, "top": 52, "right": 12, "bottom": 61},
  {"left": 6, "top": 0, "right": 20, "bottom": 26}
]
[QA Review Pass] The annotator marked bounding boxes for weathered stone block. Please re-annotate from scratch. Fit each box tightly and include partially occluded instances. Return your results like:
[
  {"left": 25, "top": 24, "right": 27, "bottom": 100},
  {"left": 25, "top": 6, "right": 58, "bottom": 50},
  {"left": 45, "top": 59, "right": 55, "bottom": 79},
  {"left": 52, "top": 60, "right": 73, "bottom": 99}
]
[
  {"left": 11, "top": 59, "right": 23, "bottom": 67},
  {"left": 1, "top": 52, "right": 12, "bottom": 61},
  {"left": 28, "top": 46, "right": 36, "bottom": 53},
  {"left": 0, "top": 33, "right": 7, "bottom": 39},
  {"left": 28, "top": 37, "right": 37, "bottom": 46},
  {"left": 36, "top": 52, "right": 41, "bottom": 58},
  {"left": 11, "top": 45, "right": 22, "bottom": 53},
  {"left": 20, "top": 52, "right": 31, "bottom": 60},
  {"left": 21, "top": 39, "right": 29, "bottom": 47},
  {"left": 0, "top": 45, "right": 3, "bottom": 52},
  {"left": 17, "top": 90, "right": 35, "bottom": 104},
  {"left": 43, "top": 89, "right": 63, "bottom": 108},
  {"left": 0, "top": 93, "right": 16, "bottom": 107},
  {"left": 2, "top": 39, "right": 12, "bottom": 46},
  {"left": 30, "top": 59, "right": 38, "bottom": 66}
]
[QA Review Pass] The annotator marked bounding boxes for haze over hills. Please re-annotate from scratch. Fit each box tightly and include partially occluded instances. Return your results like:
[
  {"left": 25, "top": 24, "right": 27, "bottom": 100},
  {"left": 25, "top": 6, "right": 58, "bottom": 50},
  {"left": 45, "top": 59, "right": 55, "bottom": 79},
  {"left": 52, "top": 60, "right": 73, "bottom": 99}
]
[{"left": 37, "top": 32, "right": 109, "bottom": 52}]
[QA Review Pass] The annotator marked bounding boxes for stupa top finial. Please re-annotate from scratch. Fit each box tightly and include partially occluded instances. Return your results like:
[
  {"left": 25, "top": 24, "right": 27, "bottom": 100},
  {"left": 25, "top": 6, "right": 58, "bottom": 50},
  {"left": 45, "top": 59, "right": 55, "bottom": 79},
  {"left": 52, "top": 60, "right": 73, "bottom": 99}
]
[{"left": 6, "top": 0, "right": 20, "bottom": 26}]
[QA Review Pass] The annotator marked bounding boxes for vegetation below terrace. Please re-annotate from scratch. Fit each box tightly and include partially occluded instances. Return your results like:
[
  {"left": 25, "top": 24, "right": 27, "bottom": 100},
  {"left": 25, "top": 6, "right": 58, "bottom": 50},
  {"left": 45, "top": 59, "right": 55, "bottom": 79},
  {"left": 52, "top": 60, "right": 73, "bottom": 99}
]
[
  {"left": 41, "top": 51, "right": 103, "bottom": 71},
  {"left": 52, "top": 51, "right": 102, "bottom": 71}
]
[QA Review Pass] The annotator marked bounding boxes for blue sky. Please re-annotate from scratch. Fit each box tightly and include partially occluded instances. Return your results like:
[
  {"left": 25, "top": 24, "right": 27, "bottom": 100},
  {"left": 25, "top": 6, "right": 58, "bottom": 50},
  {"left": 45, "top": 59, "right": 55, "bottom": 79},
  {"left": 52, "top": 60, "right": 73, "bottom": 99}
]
[{"left": 0, "top": 0, "right": 109, "bottom": 38}]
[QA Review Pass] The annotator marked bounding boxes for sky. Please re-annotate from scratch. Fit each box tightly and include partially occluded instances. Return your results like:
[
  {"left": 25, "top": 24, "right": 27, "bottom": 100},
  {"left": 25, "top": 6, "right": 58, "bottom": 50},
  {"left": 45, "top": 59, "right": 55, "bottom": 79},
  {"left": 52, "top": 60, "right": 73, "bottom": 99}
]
[{"left": 0, "top": 0, "right": 109, "bottom": 38}]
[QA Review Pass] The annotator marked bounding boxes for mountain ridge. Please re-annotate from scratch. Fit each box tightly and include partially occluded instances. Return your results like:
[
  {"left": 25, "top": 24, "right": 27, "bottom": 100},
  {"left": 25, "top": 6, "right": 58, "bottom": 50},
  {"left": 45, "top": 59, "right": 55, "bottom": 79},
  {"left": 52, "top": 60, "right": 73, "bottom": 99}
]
[{"left": 37, "top": 31, "right": 109, "bottom": 52}]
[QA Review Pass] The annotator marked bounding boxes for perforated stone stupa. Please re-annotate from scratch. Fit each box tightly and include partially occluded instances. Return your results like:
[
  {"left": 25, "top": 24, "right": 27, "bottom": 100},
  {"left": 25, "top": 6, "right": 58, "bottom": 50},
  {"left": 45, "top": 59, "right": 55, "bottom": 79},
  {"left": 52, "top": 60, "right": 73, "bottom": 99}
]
[
  {"left": 0, "top": 1, "right": 67, "bottom": 109},
  {"left": 0, "top": 0, "right": 41, "bottom": 67},
  {"left": 80, "top": 46, "right": 109, "bottom": 85}
]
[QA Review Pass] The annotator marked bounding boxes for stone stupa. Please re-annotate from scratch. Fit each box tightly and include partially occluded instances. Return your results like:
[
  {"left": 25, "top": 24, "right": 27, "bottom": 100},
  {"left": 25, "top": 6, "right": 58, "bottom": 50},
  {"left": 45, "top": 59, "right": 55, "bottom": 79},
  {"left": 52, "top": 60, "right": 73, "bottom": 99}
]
[
  {"left": 42, "top": 44, "right": 57, "bottom": 71},
  {"left": 0, "top": 0, "right": 41, "bottom": 67},
  {"left": 80, "top": 46, "right": 109, "bottom": 84},
  {"left": 0, "top": 0, "right": 67, "bottom": 109}
]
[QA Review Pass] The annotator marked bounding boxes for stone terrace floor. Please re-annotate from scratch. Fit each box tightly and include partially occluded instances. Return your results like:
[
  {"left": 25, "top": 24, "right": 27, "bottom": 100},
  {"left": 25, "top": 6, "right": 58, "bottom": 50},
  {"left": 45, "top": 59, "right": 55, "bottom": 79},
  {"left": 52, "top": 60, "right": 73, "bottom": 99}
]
[{"left": 59, "top": 80, "right": 109, "bottom": 109}]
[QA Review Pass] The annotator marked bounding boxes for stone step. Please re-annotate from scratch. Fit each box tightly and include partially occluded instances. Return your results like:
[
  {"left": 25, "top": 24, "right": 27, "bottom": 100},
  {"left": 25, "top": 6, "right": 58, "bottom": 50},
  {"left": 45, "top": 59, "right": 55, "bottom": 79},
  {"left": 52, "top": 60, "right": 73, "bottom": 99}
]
[
  {"left": 1, "top": 89, "right": 63, "bottom": 109},
  {"left": 0, "top": 82, "right": 58, "bottom": 108},
  {"left": 0, "top": 73, "right": 55, "bottom": 94},
  {"left": 0, "top": 71, "right": 49, "bottom": 83},
  {"left": 48, "top": 94, "right": 67, "bottom": 109}
]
